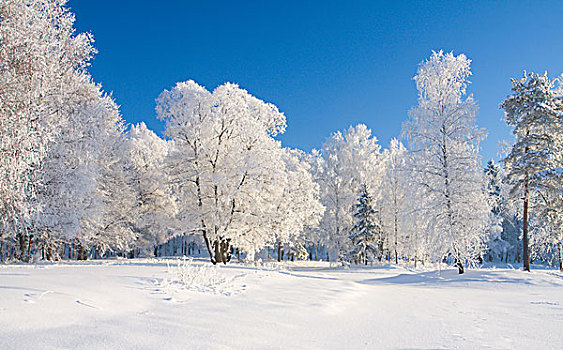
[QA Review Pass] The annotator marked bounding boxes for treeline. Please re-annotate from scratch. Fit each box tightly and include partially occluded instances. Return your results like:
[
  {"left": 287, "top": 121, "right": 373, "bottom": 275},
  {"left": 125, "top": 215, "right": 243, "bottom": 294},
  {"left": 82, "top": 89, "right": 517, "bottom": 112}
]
[{"left": 1, "top": 1, "right": 562, "bottom": 272}]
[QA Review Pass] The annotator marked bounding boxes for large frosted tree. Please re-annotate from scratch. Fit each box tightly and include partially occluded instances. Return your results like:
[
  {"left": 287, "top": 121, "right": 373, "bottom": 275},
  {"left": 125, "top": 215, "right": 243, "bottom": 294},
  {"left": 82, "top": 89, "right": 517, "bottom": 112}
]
[
  {"left": 158, "top": 80, "right": 295, "bottom": 264},
  {"left": 501, "top": 72, "right": 563, "bottom": 271},
  {"left": 0, "top": 0, "right": 127, "bottom": 261},
  {"left": 402, "top": 51, "right": 490, "bottom": 274}
]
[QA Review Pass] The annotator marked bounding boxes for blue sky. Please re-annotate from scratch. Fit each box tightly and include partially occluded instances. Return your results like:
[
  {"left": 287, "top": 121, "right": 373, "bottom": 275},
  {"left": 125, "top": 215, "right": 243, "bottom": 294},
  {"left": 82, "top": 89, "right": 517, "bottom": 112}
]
[{"left": 70, "top": 0, "right": 563, "bottom": 162}]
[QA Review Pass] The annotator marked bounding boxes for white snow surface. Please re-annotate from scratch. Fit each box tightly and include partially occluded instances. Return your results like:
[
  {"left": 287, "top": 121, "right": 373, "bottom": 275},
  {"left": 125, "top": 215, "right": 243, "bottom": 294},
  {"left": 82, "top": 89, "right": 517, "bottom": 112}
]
[{"left": 1, "top": 259, "right": 562, "bottom": 349}]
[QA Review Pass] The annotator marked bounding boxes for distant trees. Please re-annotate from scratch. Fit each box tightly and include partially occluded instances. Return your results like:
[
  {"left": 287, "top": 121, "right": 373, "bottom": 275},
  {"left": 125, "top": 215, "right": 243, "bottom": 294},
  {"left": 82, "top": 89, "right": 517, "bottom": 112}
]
[
  {"left": 313, "top": 124, "right": 382, "bottom": 261},
  {"left": 2, "top": 1, "right": 561, "bottom": 272},
  {"left": 126, "top": 123, "right": 176, "bottom": 256},
  {"left": 380, "top": 139, "right": 409, "bottom": 264}
]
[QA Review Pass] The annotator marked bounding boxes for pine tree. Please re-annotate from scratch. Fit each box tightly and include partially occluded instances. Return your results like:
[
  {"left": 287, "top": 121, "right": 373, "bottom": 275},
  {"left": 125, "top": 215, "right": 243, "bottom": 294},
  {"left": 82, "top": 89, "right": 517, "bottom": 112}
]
[
  {"left": 501, "top": 72, "right": 563, "bottom": 271},
  {"left": 349, "top": 184, "right": 380, "bottom": 265}
]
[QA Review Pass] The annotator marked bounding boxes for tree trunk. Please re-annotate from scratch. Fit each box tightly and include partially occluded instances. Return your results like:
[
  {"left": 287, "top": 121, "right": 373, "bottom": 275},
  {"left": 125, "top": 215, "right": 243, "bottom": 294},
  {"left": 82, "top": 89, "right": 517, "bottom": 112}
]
[
  {"left": 214, "top": 239, "right": 223, "bottom": 264},
  {"left": 17, "top": 232, "right": 27, "bottom": 261},
  {"left": 456, "top": 258, "right": 464, "bottom": 274},
  {"left": 314, "top": 243, "right": 318, "bottom": 261},
  {"left": 26, "top": 235, "right": 33, "bottom": 262},
  {"left": 558, "top": 241, "right": 563, "bottom": 272},
  {"left": 277, "top": 242, "right": 282, "bottom": 262},
  {"left": 201, "top": 229, "right": 217, "bottom": 265},
  {"left": 522, "top": 182, "right": 531, "bottom": 272}
]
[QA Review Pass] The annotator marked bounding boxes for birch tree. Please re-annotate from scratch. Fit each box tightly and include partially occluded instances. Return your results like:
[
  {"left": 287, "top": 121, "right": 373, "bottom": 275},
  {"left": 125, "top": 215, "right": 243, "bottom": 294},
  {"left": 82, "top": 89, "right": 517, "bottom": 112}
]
[{"left": 402, "top": 51, "right": 490, "bottom": 274}]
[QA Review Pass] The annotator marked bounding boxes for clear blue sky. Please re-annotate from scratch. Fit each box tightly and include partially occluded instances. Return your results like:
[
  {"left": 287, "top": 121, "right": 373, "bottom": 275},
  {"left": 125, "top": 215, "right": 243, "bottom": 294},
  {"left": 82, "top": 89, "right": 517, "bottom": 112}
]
[{"left": 70, "top": 0, "right": 563, "bottom": 162}]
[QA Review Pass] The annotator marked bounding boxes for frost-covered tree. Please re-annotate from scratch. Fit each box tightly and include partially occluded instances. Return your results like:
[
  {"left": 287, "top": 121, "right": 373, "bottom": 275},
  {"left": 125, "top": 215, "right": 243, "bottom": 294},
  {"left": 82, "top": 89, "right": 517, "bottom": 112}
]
[
  {"left": 126, "top": 123, "right": 177, "bottom": 256},
  {"left": 87, "top": 127, "right": 138, "bottom": 257},
  {"left": 158, "top": 80, "right": 291, "bottom": 264},
  {"left": 32, "top": 81, "right": 123, "bottom": 261},
  {"left": 314, "top": 124, "right": 382, "bottom": 261},
  {"left": 402, "top": 51, "right": 490, "bottom": 274},
  {"left": 0, "top": 0, "right": 123, "bottom": 261},
  {"left": 501, "top": 72, "right": 563, "bottom": 271},
  {"left": 483, "top": 160, "right": 506, "bottom": 261},
  {"left": 266, "top": 148, "right": 324, "bottom": 262},
  {"left": 349, "top": 184, "right": 380, "bottom": 265},
  {"left": 380, "top": 139, "right": 410, "bottom": 264}
]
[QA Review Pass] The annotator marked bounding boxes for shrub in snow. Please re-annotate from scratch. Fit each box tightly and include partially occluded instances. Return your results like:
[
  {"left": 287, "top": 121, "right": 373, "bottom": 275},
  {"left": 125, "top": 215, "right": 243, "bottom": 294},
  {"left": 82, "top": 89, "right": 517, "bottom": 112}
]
[{"left": 172, "top": 259, "right": 235, "bottom": 295}]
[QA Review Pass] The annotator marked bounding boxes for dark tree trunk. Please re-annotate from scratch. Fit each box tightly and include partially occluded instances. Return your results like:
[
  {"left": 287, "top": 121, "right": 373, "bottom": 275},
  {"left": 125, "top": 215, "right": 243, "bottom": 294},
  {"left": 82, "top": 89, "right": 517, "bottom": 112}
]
[
  {"left": 558, "top": 241, "right": 563, "bottom": 272},
  {"left": 26, "top": 235, "right": 33, "bottom": 261},
  {"left": 522, "top": 182, "right": 531, "bottom": 272},
  {"left": 214, "top": 240, "right": 221, "bottom": 264},
  {"left": 277, "top": 242, "right": 282, "bottom": 262},
  {"left": 456, "top": 258, "right": 464, "bottom": 274},
  {"left": 314, "top": 243, "right": 318, "bottom": 261},
  {"left": 17, "top": 232, "right": 27, "bottom": 261},
  {"left": 202, "top": 229, "right": 217, "bottom": 265}
]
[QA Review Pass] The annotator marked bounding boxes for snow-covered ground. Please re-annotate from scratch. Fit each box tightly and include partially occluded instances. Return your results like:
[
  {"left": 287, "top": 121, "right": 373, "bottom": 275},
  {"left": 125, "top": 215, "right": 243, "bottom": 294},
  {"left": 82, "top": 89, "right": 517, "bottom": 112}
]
[{"left": 1, "top": 259, "right": 562, "bottom": 349}]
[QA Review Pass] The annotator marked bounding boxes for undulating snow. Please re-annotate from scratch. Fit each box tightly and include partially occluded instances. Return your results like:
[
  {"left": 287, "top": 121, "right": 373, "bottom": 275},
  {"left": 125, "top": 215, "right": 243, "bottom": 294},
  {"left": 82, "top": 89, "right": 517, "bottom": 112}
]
[{"left": 1, "top": 259, "right": 562, "bottom": 349}]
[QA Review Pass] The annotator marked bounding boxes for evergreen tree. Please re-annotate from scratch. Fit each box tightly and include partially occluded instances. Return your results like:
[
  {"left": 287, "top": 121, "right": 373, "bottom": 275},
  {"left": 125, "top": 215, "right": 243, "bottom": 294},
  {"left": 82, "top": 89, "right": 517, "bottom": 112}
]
[
  {"left": 501, "top": 72, "right": 563, "bottom": 271},
  {"left": 349, "top": 184, "right": 380, "bottom": 265}
]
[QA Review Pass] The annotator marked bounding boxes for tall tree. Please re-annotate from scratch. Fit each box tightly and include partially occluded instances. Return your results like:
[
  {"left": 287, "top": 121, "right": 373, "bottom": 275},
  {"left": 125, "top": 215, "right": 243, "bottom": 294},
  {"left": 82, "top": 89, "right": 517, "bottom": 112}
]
[
  {"left": 402, "top": 51, "right": 490, "bottom": 274},
  {"left": 380, "top": 139, "right": 409, "bottom": 264},
  {"left": 0, "top": 0, "right": 125, "bottom": 261},
  {"left": 501, "top": 72, "right": 563, "bottom": 271}
]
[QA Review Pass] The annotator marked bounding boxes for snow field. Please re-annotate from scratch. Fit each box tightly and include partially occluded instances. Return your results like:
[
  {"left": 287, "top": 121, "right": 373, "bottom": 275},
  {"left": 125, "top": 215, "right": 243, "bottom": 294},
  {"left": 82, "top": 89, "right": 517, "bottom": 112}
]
[{"left": 1, "top": 259, "right": 562, "bottom": 349}]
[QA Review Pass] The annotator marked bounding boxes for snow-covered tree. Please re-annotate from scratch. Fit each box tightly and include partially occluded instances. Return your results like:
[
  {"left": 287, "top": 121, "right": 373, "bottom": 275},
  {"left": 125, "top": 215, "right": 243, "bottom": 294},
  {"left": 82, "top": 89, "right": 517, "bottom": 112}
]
[
  {"left": 158, "top": 80, "right": 292, "bottom": 264},
  {"left": 266, "top": 148, "right": 324, "bottom": 262},
  {"left": 380, "top": 139, "right": 410, "bottom": 264},
  {"left": 349, "top": 184, "right": 380, "bottom": 265},
  {"left": 0, "top": 0, "right": 124, "bottom": 261},
  {"left": 32, "top": 82, "right": 123, "bottom": 261},
  {"left": 484, "top": 159, "right": 509, "bottom": 260},
  {"left": 402, "top": 51, "right": 490, "bottom": 274},
  {"left": 87, "top": 126, "right": 138, "bottom": 257},
  {"left": 126, "top": 123, "right": 177, "bottom": 256},
  {"left": 501, "top": 72, "right": 563, "bottom": 271},
  {"left": 314, "top": 124, "right": 382, "bottom": 261}
]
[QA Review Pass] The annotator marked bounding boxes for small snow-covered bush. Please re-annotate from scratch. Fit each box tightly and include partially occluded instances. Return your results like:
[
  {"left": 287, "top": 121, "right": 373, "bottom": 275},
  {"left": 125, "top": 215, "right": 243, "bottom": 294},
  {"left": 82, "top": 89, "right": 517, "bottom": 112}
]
[{"left": 171, "top": 258, "right": 236, "bottom": 295}]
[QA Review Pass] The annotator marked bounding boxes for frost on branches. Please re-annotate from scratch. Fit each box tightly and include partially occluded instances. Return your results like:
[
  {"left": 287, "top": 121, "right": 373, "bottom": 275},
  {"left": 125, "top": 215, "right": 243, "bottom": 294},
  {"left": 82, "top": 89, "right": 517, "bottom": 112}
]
[
  {"left": 314, "top": 124, "right": 383, "bottom": 261},
  {"left": 157, "top": 80, "right": 321, "bottom": 264},
  {"left": 402, "top": 51, "right": 490, "bottom": 274},
  {"left": 0, "top": 0, "right": 125, "bottom": 261},
  {"left": 502, "top": 72, "right": 563, "bottom": 271}
]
